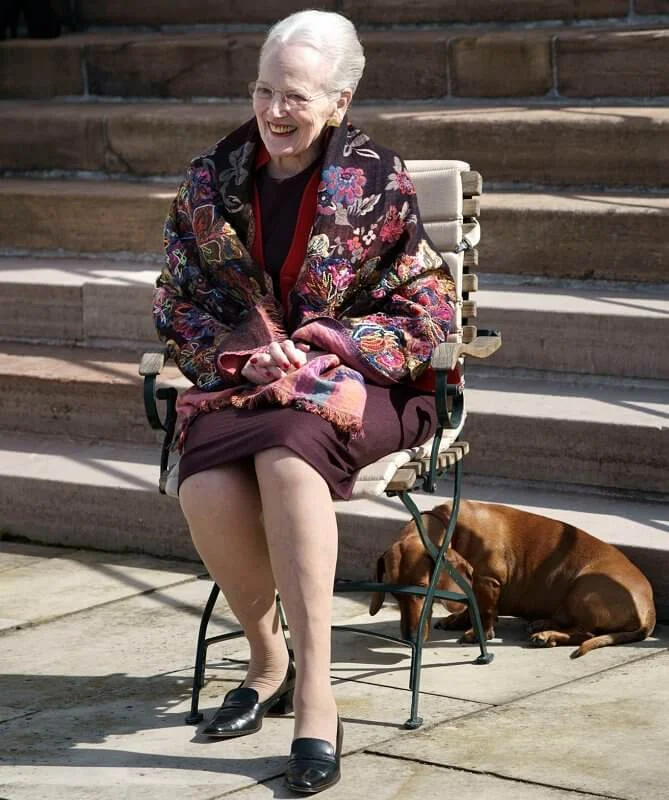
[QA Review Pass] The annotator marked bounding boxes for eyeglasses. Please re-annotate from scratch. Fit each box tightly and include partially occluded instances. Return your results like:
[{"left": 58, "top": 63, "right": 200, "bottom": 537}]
[{"left": 248, "top": 81, "right": 335, "bottom": 109}]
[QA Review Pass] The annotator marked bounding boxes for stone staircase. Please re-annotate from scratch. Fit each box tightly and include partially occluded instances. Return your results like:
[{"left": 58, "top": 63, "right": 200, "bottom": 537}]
[{"left": 1, "top": 1, "right": 668, "bottom": 615}]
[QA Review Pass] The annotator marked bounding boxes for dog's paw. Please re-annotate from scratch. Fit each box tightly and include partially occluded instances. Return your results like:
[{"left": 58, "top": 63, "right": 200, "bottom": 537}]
[
  {"left": 529, "top": 632, "right": 558, "bottom": 648},
  {"left": 527, "top": 619, "right": 552, "bottom": 635},
  {"left": 435, "top": 612, "right": 469, "bottom": 631},
  {"left": 459, "top": 627, "right": 494, "bottom": 644}
]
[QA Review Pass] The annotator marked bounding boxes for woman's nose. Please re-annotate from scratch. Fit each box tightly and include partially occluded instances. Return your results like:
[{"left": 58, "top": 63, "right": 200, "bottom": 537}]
[{"left": 267, "top": 92, "right": 287, "bottom": 115}]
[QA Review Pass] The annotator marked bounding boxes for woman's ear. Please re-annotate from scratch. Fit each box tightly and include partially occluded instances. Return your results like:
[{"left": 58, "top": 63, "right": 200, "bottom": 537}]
[{"left": 334, "top": 88, "right": 353, "bottom": 122}]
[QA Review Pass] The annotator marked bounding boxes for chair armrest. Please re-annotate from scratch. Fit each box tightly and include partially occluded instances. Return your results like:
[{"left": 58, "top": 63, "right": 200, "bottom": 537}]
[
  {"left": 139, "top": 348, "right": 177, "bottom": 433},
  {"left": 431, "top": 333, "right": 502, "bottom": 372},
  {"left": 421, "top": 331, "right": 500, "bottom": 493},
  {"left": 139, "top": 350, "right": 167, "bottom": 377},
  {"left": 139, "top": 349, "right": 179, "bottom": 491}
]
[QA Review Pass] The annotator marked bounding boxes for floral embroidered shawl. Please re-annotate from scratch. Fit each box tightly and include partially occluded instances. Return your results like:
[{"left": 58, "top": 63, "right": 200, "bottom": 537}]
[{"left": 153, "top": 116, "right": 456, "bottom": 444}]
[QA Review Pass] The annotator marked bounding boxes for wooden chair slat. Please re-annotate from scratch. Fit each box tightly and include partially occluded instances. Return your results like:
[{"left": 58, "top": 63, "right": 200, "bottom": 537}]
[
  {"left": 464, "top": 249, "right": 478, "bottom": 268},
  {"left": 386, "top": 467, "right": 418, "bottom": 492},
  {"left": 462, "top": 325, "right": 477, "bottom": 343},
  {"left": 463, "top": 197, "right": 481, "bottom": 218},
  {"left": 438, "top": 451, "right": 458, "bottom": 468},
  {"left": 408, "top": 442, "right": 471, "bottom": 477},
  {"left": 451, "top": 442, "right": 470, "bottom": 459},
  {"left": 462, "top": 273, "right": 478, "bottom": 292},
  {"left": 462, "top": 171, "right": 482, "bottom": 197},
  {"left": 462, "top": 300, "right": 477, "bottom": 318}
]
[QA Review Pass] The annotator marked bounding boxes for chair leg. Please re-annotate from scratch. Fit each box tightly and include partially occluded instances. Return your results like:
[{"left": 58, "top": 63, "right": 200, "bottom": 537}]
[
  {"left": 276, "top": 593, "right": 288, "bottom": 631},
  {"left": 397, "top": 456, "right": 493, "bottom": 727},
  {"left": 446, "top": 563, "right": 494, "bottom": 665},
  {"left": 275, "top": 594, "right": 294, "bottom": 661},
  {"left": 405, "top": 639, "right": 423, "bottom": 729},
  {"left": 405, "top": 601, "right": 433, "bottom": 729},
  {"left": 399, "top": 489, "right": 453, "bottom": 730},
  {"left": 185, "top": 582, "right": 220, "bottom": 724}
]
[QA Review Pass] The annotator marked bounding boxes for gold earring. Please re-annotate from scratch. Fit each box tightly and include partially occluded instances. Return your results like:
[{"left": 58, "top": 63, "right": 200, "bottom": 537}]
[{"left": 326, "top": 116, "right": 340, "bottom": 128}]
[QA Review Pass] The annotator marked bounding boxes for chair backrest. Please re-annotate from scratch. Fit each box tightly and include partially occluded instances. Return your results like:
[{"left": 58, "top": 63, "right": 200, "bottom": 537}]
[{"left": 406, "top": 159, "right": 480, "bottom": 344}]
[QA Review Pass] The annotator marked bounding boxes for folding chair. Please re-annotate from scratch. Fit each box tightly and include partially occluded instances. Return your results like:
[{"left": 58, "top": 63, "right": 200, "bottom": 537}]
[{"left": 140, "top": 158, "right": 501, "bottom": 730}]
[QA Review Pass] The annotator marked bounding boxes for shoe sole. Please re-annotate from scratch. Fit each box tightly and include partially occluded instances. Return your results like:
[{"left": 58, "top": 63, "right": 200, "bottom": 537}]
[
  {"left": 284, "top": 772, "right": 341, "bottom": 794},
  {"left": 201, "top": 723, "right": 262, "bottom": 739}
]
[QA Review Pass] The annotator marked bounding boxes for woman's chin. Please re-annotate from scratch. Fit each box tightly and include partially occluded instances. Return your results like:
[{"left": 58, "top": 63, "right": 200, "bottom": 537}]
[
  {"left": 264, "top": 133, "right": 300, "bottom": 155},
  {"left": 265, "top": 142, "right": 297, "bottom": 158}
]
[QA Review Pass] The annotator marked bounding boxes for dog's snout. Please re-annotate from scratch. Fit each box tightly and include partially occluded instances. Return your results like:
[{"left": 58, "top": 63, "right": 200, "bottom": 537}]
[{"left": 399, "top": 597, "right": 431, "bottom": 643}]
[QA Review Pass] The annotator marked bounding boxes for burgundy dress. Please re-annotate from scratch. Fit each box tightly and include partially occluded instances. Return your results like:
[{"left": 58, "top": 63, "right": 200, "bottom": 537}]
[{"left": 177, "top": 161, "right": 438, "bottom": 499}]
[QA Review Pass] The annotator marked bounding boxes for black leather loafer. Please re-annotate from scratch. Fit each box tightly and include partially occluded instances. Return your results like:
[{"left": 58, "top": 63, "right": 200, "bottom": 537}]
[
  {"left": 202, "top": 660, "right": 295, "bottom": 739},
  {"left": 284, "top": 717, "right": 343, "bottom": 794}
]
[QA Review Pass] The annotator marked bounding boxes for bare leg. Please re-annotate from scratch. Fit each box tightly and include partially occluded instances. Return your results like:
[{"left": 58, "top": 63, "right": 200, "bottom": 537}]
[
  {"left": 255, "top": 447, "right": 339, "bottom": 745},
  {"left": 179, "top": 463, "right": 289, "bottom": 700}
]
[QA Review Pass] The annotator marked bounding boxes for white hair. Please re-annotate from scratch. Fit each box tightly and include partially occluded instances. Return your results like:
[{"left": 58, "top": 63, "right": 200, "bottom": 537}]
[{"left": 260, "top": 10, "right": 366, "bottom": 95}]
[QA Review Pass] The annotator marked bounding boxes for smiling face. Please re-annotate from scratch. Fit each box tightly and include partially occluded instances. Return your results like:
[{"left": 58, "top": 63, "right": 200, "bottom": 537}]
[{"left": 254, "top": 42, "right": 351, "bottom": 178}]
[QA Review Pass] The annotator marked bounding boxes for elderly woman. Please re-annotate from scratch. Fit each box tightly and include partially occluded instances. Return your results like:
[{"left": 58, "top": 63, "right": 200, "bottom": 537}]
[{"left": 154, "top": 9, "right": 456, "bottom": 794}]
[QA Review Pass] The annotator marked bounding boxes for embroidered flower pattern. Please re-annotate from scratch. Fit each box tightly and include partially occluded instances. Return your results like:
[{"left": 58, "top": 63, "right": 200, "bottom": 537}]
[
  {"left": 345, "top": 233, "right": 367, "bottom": 264},
  {"left": 361, "top": 225, "right": 377, "bottom": 246},
  {"left": 316, "top": 186, "right": 336, "bottom": 216},
  {"left": 386, "top": 156, "right": 416, "bottom": 195},
  {"left": 307, "top": 233, "right": 331, "bottom": 259},
  {"left": 218, "top": 142, "right": 254, "bottom": 190},
  {"left": 378, "top": 206, "right": 406, "bottom": 243},
  {"left": 304, "top": 257, "right": 356, "bottom": 307},
  {"left": 353, "top": 324, "right": 406, "bottom": 372},
  {"left": 320, "top": 166, "right": 367, "bottom": 206},
  {"left": 189, "top": 166, "right": 216, "bottom": 205},
  {"left": 343, "top": 128, "right": 380, "bottom": 160}
]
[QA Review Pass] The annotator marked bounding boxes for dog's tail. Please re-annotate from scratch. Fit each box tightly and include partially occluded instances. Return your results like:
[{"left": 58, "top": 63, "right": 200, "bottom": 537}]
[{"left": 571, "top": 627, "right": 651, "bottom": 658}]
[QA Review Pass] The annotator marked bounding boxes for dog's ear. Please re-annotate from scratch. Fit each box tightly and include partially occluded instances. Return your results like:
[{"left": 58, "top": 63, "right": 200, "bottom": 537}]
[
  {"left": 369, "top": 555, "right": 386, "bottom": 616},
  {"left": 422, "top": 510, "right": 447, "bottom": 547}
]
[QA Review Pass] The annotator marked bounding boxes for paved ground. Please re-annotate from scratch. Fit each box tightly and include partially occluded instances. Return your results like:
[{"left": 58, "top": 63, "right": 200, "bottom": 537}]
[{"left": 1, "top": 540, "right": 667, "bottom": 800}]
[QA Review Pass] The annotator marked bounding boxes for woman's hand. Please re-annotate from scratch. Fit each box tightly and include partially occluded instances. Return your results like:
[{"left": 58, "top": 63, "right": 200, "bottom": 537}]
[{"left": 240, "top": 340, "right": 310, "bottom": 385}]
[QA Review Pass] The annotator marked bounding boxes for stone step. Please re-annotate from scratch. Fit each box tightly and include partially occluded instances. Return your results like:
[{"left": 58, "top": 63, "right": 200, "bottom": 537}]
[
  {"left": 480, "top": 190, "right": 669, "bottom": 282},
  {"left": 0, "top": 433, "right": 193, "bottom": 559},
  {"left": 1, "top": 432, "right": 666, "bottom": 618},
  {"left": 75, "top": 0, "right": 636, "bottom": 27},
  {"left": 2, "top": 179, "right": 667, "bottom": 283},
  {"left": 0, "top": 342, "right": 185, "bottom": 446},
  {"left": 3, "top": 257, "right": 669, "bottom": 380},
  {"left": 464, "top": 368, "right": 669, "bottom": 494},
  {"left": 0, "top": 255, "right": 159, "bottom": 346},
  {"left": 347, "top": 0, "right": 663, "bottom": 25},
  {"left": 0, "top": 178, "right": 172, "bottom": 255},
  {"left": 1, "top": 342, "right": 667, "bottom": 493},
  {"left": 2, "top": 26, "right": 668, "bottom": 101},
  {"left": 475, "top": 281, "right": 669, "bottom": 380},
  {"left": 3, "top": 101, "right": 668, "bottom": 189}
]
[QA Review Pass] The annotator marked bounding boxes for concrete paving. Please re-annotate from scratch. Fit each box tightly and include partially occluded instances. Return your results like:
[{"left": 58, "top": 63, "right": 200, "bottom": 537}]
[{"left": 0, "top": 542, "right": 667, "bottom": 800}]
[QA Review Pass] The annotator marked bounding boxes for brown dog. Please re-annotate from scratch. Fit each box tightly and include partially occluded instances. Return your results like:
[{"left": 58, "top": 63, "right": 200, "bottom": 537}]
[{"left": 370, "top": 500, "right": 656, "bottom": 657}]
